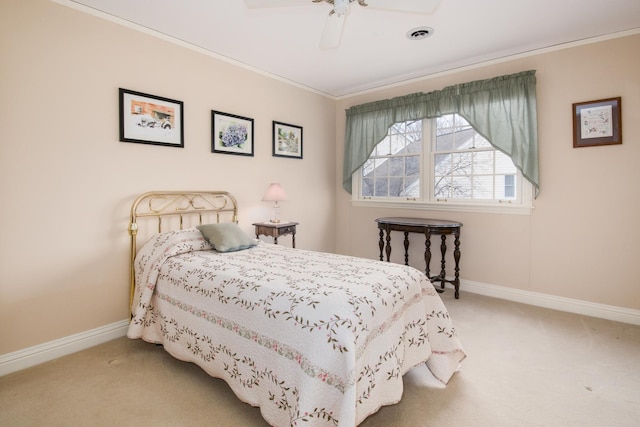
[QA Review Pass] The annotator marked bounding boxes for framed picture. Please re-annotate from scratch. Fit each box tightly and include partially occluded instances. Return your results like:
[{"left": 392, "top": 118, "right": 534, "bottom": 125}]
[
  {"left": 119, "top": 88, "right": 184, "bottom": 147},
  {"left": 273, "top": 121, "right": 303, "bottom": 159},
  {"left": 211, "top": 111, "right": 254, "bottom": 156},
  {"left": 572, "top": 97, "right": 622, "bottom": 148}
]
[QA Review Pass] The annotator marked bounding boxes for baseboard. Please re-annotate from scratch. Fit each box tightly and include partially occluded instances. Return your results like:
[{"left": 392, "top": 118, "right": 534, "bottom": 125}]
[
  {"left": 460, "top": 279, "right": 640, "bottom": 326},
  {"left": 0, "top": 319, "right": 129, "bottom": 377}
]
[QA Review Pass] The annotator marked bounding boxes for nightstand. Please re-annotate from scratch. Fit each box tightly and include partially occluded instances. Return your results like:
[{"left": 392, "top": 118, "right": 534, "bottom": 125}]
[{"left": 253, "top": 221, "right": 299, "bottom": 248}]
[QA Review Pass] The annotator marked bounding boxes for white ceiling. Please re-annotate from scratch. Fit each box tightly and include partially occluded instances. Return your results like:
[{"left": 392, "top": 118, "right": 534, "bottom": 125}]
[{"left": 67, "top": 0, "right": 640, "bottom": 98}]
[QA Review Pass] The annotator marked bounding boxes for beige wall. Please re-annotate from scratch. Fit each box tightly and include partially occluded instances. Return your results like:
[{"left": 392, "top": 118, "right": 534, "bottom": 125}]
[
  {"left": 335, "top": 34, "right": 640, "bottom": 310},
  {"left": 2, "top": 0, "right": 638, "bottom": 357},
  {"left": 0, "top": 0, "right": 336, "bottom": 354}
]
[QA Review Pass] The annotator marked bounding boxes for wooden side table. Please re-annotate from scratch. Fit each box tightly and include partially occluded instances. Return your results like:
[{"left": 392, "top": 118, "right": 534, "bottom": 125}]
[
  {"left": 253, "top": 221, "right": 298, "bottom": 248},
  {"left": 376, "top": 217, "right": 462, "bottom": 298}
]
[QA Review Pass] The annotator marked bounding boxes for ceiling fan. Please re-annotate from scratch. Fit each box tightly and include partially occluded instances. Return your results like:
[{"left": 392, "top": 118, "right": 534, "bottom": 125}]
[{"left": 244, "top": 0, "right": 442, "bottom": 49}]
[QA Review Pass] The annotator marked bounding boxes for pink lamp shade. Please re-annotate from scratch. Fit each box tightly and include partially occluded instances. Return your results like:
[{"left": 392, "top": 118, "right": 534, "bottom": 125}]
[{"left": 261, "top": 183, "right": 288, "bottom": 203}]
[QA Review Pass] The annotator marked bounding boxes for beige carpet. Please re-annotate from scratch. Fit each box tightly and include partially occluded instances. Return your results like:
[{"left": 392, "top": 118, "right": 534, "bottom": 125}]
[{"left": 1, "top": 291, "right": 639, "bottom": 427}]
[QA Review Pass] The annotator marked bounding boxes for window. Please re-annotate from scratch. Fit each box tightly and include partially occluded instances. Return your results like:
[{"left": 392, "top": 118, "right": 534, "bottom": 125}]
[
  {"left": 361, "top": 120, "right": 422, "bottom": 198},
  {"left": 357, "top": 114, "right": 531, "bottom": 212}
]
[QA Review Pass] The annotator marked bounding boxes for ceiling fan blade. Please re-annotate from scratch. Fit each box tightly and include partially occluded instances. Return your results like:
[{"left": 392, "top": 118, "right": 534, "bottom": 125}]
[
  {"left": 243, "top": 0, "right": 308, "bottom": 9},
  {"left": 319, "top": 13, "right": 346, "bottom": 49},
  {"left": 363, "top": 0, "right": 442, "bottom": 14}
]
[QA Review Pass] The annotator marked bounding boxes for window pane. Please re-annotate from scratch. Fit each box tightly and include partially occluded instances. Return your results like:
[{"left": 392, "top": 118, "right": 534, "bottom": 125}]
[
  {"left": 434, "top": 176, "right": 451, "bottom": 198},
  {"left": 375, "top": 138, "right": 390, "bottom": 156},
  {"left": 452, "top": 129, "right": 473, "bottom": 150},
  {"left": 495, "top": 151, "right": 517, "bottom": 174},
  {"left": 404, "top": 177, "right": 420, "bottom": 197},
  {"left": 389, "top": 177, "right": 404, "bottom": 197},
  {"left": 362, "top": 178, "right": 373, "bottom": 196},
  {"left": 451, "top": 176, "right": 471, "bottom": 198},
  {"left": 473, "top": 134, "right": 492, "bottom": 148},
  {"left": 374, "top": 178, "right": 388, "bottom": 197},
  {"left": 406, "top": 155, "right": 420, "bottom": 176},
  {"left": 362, "top": 159, "right": 375, "bottom": 177},
  {"left": 390, "top": 122, "right": 405, "bottom": 133},
  {"left": 436, "top": 115, "right": 454, "bottom": 133},
  {"left": 390, "top": 157, "right": 404, "bottom": 177},
  {"left": 406, "top": 131, "right": 421, "bottom": 144},
  {"left": 390, "top": 134, "right": 405, "bottom": 154},
  {"left": 455, "top": 115, "right": 472, "bottom": 131},
  {"left": 374, "top": 158, "right": 389, "bottom": 176},
  {"left": 405, "top": 135, "right": 422, "bottom": 153},
  {"left": 473, "top": 151, "right": 494, "bottom": 174},
  {"left": 435, "top": 140, "right": 448, "bottom": 152},
  {"left": 434, "top": 153, "right": 450, "bottom": 175},
  {"left": 473, "top": 176, "right": 493, "bottom": 199},
  {"left": 495, "top": 174, "right": 517, "bottom": 199},
  {"left": 406, "top": 120, "right": 422, "bottom": 133},
  {"left": 451, "top": 152, "right": 472, "bottom": 176},
  {"left": 503, "top": 174, "right": 516, "bottom": 199},
  {"left": 435, "top": 133, "right": 451, "bottom": 152}
]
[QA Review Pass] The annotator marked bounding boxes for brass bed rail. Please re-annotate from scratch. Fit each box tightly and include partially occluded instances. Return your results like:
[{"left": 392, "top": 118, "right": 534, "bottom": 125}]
[{"left": 128, "top": 191, "right": 239, "bottom": 313}]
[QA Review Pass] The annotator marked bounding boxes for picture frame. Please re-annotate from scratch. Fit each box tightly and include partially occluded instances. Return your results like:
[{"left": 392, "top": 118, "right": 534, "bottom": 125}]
[
  {"left": 119, "top": 88, "right": 184, "bottom": 147},
  {"left": 212, "top": 111, "right": 254, "bottom": 156},
  {"left": 273, "top": 121, "right": 303, "bottom": 159},
  {"left": 572, "top": 97, "right": 622, "bottom": 148}
]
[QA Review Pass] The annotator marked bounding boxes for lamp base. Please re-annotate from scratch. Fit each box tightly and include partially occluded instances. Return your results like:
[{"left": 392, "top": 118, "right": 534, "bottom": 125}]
[{"left": 270, "top": 204, "right": 282, "bottom": 224}]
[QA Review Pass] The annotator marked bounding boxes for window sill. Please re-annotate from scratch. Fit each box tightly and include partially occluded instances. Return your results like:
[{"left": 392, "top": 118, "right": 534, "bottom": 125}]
[{"left": 352, "top": 199, "right": 533, "bottom": 215}]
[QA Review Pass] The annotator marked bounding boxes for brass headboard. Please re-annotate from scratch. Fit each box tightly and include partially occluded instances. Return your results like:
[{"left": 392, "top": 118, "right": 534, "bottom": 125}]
[{"left": 128, "top": 191, "right": 239, "bottom": 312}]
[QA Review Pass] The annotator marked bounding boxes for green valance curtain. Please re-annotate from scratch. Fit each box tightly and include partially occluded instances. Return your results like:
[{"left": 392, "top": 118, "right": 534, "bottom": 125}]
[{"left": 343, "top": 70, "right": 539, "bottom": 197}]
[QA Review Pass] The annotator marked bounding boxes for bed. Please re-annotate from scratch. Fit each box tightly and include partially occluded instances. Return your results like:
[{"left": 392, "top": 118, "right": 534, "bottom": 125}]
[{"left": 127, "top": 191, "right": 465, "bottom": 426}]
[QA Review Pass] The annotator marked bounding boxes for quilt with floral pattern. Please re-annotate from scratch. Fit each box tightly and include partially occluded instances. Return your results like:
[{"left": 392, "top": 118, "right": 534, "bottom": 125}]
[{"left": 128, "top": 229, "right": 465, "bottom": 426}]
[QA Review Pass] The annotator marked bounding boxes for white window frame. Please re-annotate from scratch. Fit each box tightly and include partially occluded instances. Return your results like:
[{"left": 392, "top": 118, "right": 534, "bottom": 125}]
[{"left": 351, "top": 117, "right": 534, "bottom": 215}]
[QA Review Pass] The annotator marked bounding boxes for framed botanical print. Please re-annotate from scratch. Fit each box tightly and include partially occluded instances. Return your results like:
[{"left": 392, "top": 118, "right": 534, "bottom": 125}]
[{"left": 212, "top": 110, "right": 254, "bottom": 156}]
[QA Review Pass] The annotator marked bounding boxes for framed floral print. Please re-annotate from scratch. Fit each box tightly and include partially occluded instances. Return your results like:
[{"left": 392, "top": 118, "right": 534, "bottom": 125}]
[{"left": 212, "top": 110, "right": 254, "bottom": 156}]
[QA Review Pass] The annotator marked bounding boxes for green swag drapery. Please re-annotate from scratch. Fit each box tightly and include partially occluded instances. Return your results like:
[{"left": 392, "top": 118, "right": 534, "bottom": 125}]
[{"left": 343, "top": 70, "right": 539, "bottom": 197}]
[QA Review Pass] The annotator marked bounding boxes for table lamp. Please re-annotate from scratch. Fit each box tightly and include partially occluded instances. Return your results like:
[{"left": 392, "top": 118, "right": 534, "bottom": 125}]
[{"left": 262, "top": 183, "right": 288, "bottom": 223}]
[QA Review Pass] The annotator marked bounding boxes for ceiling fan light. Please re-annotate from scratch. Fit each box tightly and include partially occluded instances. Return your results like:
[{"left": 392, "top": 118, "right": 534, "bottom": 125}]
[{"left": 333, "top": 0, "right": 350, "bottom": 15}]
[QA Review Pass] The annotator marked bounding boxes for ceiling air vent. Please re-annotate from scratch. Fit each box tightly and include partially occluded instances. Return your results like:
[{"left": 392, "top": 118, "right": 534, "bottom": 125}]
[{"left": 406, "top": 26, "right": 434, "bottom": 40}]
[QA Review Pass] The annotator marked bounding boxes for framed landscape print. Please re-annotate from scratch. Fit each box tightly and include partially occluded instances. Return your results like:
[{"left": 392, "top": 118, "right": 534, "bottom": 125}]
[
  {"left": 119, "top": 88, "right": 184, "bottom": 147},
  {"left": 273, "top": 121, "right": 303, "bottom": 159},
  {"left": 572, "top": 97, "right": 622, "bottom": 148},
  {"left": 212, "top": 110, "right": 254, "bottom": 156}
]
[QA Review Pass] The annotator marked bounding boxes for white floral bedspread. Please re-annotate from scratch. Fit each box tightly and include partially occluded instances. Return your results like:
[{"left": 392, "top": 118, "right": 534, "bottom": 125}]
[{"left": 128, "top": 229, "right": 465, "bottom": 426}]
